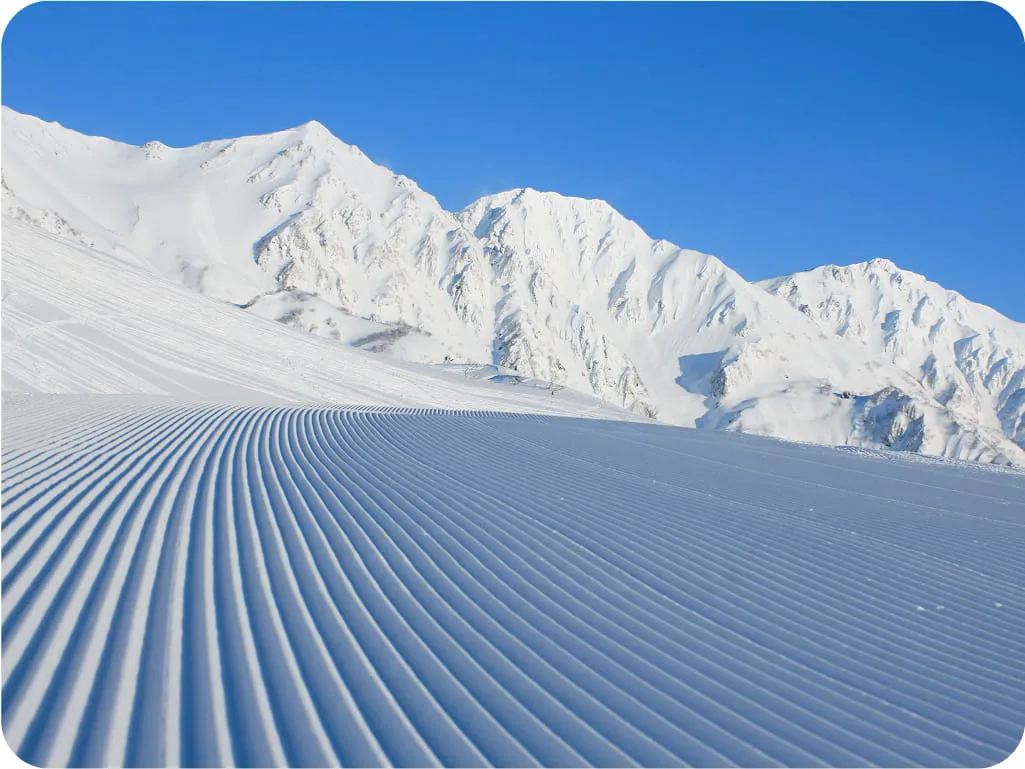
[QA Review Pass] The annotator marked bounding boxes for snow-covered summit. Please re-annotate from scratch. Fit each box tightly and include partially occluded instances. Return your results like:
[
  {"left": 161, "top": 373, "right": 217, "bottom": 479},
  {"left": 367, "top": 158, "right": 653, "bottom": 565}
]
[
  {"left": 4, "top": 106, "right": 1023, "bottom": 465},
  {"left": 761, "top": 259, "right": 1025, "bottom": 460},
  {"left": 2, "top": 105, "right": 495, "bottom": 357}
]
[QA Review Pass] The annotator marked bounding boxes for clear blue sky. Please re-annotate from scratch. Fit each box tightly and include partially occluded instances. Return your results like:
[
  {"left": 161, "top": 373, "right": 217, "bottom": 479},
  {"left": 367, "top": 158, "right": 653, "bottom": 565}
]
[{"left": 3, "top": 2, "right": 1023, "bottom": 320}]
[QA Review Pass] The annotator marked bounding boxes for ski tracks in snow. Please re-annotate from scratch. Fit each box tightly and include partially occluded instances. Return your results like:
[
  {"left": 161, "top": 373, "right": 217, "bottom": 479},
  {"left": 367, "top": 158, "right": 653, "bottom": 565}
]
[{"left": 2, "top": 400, "right": 1023, "bottom": 767}]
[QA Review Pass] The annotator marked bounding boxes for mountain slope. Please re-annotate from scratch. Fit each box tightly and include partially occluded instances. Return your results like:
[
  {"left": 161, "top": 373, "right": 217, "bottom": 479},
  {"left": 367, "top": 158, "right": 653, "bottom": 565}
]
[
  {"left": 460, "top": 189, "right": 1024, "bottom": 463},
  {"left": 1, "top": 218, "right": 634, "bottom": 421},
  {"left": 3, "top": 107, "right": 1023, "bottom": 465},
  {"left": 761, "top": 262, "right": 1025, "bottom": 462},
  {"left": 1, "top": 109, "right": 495, "bottom": 363}
]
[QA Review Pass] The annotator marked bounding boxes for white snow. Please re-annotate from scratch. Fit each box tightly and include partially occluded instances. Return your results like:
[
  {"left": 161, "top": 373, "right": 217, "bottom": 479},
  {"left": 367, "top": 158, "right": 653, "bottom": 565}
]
[
  {"left": 4, "top": 107, "right": 1024, "bottom": 465},
  {"left": 760, "top": 262, "right": 1025, "bottom": 463},
  {"left": 0, "top": 219, "right": 634, "bottom": 421},
  {"left": 2, "top": 395, "right": 1023, "bottom": 766},
  {"left": 3, "top": 109, "right": 1025, "bottom": 768}
]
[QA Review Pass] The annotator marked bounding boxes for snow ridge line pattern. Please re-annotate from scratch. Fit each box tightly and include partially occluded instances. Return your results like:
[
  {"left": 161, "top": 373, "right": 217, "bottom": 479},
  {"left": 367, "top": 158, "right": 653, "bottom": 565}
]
[{"left": 2, "top": 403, "right": 1023, "bottom": 767}]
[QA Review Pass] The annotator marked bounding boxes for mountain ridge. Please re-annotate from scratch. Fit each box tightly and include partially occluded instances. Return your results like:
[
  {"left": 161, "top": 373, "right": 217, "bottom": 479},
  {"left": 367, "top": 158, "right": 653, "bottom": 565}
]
[{"left": 3, "top": 106, "right": 1022, "bottom": 465}]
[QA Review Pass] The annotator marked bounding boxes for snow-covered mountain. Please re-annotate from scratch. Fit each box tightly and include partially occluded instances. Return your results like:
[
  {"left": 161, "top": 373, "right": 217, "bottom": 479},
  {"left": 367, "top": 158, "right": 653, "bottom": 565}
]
[
  {"left": 456, "top": 189, "right": 1015, "bottom": 461},
  {"left": 761, "top": 262, "right": 1025, "bottom": 463},
  {"left": 1, "top": 109, "right": 495, "bottom": 364},
  {"left": 3, "top": 107, "right": 1023, "bottom": 465}
]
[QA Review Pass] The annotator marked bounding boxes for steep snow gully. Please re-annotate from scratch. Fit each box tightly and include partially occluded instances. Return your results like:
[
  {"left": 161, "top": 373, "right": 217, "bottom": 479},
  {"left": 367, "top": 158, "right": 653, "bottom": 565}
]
[{"left": 3, "top": 398, "right": 1023, "bottom": 767}]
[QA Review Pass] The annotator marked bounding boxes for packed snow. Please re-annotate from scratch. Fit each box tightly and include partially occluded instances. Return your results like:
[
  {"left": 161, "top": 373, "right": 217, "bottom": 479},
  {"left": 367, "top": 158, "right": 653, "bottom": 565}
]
[
  {"left": 3, "top": 396, "right": 1023, "bottom": 767},
  {"left": 4, "top": 107, "right": 1023, "bottom": 465}
]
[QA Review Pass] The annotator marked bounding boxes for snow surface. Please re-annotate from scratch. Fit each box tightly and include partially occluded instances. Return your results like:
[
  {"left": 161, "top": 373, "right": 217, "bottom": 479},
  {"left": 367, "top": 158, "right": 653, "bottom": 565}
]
[
  {"left": 2, "top": 395, "right": 1023, "bottom": 767},
  {"left": 4, "top": 107, "right": 1023, "bottom": 465},
  {"left": 760, "top": 262, "right": 1025, "bottom": 464},
  {"left": 1, "top": 219, "right": 633, "bottom": 421},
  {"left": 3, "top": 110, "right": 1025, "bottom": 768}
]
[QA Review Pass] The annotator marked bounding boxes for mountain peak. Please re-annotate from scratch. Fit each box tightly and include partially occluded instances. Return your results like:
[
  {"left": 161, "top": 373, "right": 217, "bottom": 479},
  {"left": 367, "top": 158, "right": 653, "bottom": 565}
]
[
  {"left": 295, "top": 118, "right": 332, "bottom": 136},
  {"left": 472, "top": 186, "right": 618, "bottom": 212},
  {"left": 865, "top": 257, "right": 899, "bottom": 271},
  {"left": 274, "top": 118, "right": 341, "bottom": 150}
]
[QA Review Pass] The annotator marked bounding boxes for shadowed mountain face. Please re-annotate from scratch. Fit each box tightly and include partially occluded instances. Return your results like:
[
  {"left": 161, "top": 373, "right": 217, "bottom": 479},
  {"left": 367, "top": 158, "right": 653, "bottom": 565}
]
[{"left": 4, "top": 107, "right": 1024, "bottom": 465}]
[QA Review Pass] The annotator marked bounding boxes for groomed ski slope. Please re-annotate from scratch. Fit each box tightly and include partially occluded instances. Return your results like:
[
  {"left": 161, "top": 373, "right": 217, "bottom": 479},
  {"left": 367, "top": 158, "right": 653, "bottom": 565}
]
[{"left": 2, "top": 396, "right": 1023, "bottom": 767}]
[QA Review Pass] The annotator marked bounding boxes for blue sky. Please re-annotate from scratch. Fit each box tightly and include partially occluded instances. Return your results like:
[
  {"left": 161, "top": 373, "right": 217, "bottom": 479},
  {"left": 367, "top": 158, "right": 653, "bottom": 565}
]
[{"left": 3, "top": 2, "right": 1023, "bottom": 320}]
